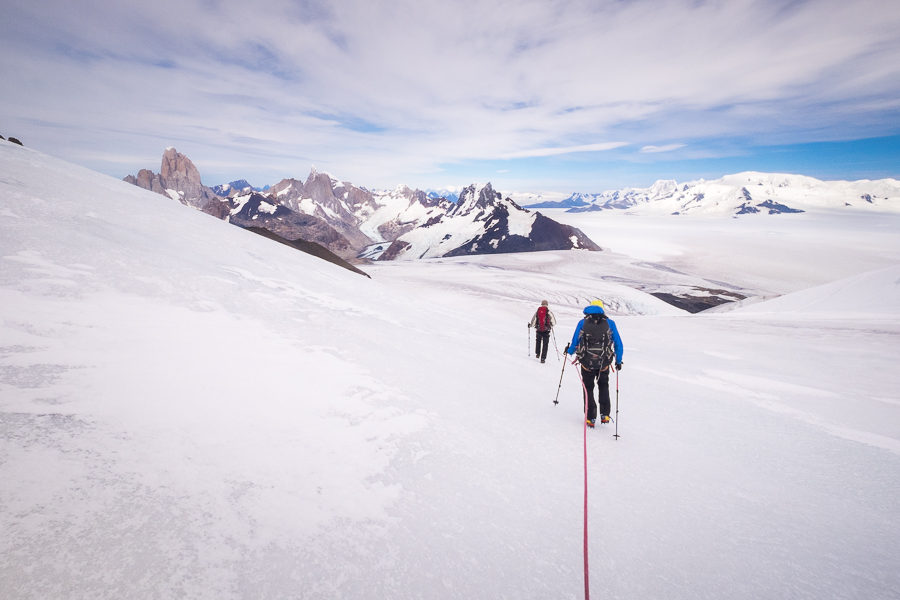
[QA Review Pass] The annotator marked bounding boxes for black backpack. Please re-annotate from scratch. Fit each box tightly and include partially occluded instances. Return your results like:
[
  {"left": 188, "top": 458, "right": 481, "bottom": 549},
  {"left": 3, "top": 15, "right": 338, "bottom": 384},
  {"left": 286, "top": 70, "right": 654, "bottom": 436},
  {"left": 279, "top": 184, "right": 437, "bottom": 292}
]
[{"left": 576, "top": 314, "right": 614, "bottom": 370}]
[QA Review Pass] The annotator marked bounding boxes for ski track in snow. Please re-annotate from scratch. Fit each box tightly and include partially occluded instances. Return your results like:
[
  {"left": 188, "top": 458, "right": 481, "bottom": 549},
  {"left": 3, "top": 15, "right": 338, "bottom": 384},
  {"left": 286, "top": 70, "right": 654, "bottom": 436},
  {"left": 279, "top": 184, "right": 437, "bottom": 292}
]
[{"left": 1, "top": 142, "right": 899, "bottom": 599}]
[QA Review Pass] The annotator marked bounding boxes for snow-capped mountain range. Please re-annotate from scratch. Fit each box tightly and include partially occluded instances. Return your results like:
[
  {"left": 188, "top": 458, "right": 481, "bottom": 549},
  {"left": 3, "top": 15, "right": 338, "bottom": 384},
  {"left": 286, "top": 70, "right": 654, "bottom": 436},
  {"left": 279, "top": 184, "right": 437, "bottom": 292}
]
[
  {"left": 125, "top": 149, "right": 599, "bottom": 261},
  {"left": 526, "top": 173, "right": 900, "bottom": 216},
  {"left": 368, "top": 182, "right": 599, "bottom": 260},
  {"left": 124, "top": 149, "right": 898, "bottom": 271}
]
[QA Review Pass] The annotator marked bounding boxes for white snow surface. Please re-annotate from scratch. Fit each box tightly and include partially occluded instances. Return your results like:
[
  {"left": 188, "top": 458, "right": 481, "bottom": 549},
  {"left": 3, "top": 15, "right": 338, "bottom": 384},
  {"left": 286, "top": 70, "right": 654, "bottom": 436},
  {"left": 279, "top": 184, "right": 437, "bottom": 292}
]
[
  {"left": 504, "top": 198, "right": 535, "bottom": 237},
  {"left": 229, "top": 193, "right": 253, "bottom": 216},
  {"left": 1, "top": 140, "right": 899, "bottom": 599},
  {"left": 258, "top": 200, "right": 278, "bottom": 215},
  {"left": 361, "top": 188, "right": 440, "bottom": 242},
  {"left": 395, "top": 211, "right": 488, "bottom": 259}
]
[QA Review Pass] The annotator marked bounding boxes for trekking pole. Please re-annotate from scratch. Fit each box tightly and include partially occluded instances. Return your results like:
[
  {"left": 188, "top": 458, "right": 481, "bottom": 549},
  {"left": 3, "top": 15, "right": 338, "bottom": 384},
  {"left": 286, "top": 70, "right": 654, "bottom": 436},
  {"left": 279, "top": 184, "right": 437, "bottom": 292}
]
[
  {"left": 613, "top": 366, "right": 620, "bottom": 440},
  {"left": 551, "top": 328, "right": 561, "bottom": 361},
  {"left": 553, "top": 344, "right": 569, "bottom": 404},
  {"left": 527, "top": 325, "right": 531, "bottom": 358}
]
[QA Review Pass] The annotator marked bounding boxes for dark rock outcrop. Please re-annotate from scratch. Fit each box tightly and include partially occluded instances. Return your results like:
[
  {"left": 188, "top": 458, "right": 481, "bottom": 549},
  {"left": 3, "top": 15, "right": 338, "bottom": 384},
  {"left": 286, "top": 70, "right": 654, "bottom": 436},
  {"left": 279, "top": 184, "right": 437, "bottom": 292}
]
[
  {"left": 756, "top": 199, "right": 804, "bottom": 214},
  {"left": 243, "top": 227, "right": 370, "bottom": 278},
  {"left": 379, "top": 240, "right": 412, "bottom": 261},
  {"left": 651, "top": 288, "right": 746, "bottom": 313}
]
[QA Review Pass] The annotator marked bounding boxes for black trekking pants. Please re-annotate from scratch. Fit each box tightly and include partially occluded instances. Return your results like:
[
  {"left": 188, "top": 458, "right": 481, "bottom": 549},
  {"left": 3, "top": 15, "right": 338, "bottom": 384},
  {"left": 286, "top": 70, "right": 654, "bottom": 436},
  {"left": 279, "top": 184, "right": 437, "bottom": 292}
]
[
  {"left": 535, "top": 330, "right": 550, "bottom": 360},
  {"left": 580, "top": 366, "right": 610, "bottom": 421}
]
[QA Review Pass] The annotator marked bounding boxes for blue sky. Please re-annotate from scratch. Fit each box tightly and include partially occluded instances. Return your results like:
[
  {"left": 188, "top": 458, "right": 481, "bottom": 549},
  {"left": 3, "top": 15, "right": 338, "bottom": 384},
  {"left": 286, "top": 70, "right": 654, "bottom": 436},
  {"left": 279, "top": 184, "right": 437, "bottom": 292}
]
[{"left": 2, "top": 0, "right": 899, "bottom": 195}]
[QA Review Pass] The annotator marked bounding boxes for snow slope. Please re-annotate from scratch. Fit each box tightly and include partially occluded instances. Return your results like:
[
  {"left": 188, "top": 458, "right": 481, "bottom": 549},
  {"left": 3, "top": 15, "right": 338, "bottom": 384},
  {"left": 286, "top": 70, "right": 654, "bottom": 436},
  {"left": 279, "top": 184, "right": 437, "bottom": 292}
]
[{"left": 1, "top": 141, "right": 898, "bottom": 599}]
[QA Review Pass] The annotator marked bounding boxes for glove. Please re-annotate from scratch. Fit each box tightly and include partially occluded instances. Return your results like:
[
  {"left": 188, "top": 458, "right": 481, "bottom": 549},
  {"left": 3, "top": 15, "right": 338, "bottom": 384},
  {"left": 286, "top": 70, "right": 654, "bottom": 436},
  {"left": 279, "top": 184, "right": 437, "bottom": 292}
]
[
  {"left": 615, "top": 362, "right": 623, "bottom": 371},
  {"left": 564, "top": 343, "right": 570, "bottom": 353},
  {"left": 527, "top": 323, "right": 532, "bottom": 328}
]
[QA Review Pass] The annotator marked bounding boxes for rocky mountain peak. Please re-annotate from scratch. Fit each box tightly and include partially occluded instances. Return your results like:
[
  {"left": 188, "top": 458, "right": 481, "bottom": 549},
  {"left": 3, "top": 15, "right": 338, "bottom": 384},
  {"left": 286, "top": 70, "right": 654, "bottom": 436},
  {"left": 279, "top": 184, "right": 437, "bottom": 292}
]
[
  {"left": 160, "top": 148, "right": 202, "bottom": 192},
  {"left": 125, "top": 148, "right": 218, "bottom": 210},
  {"left": 303, "top": 169, "right": 339, "bottom": 199},
  {"left": 452, "top": 182, "right": 501, "bottom": 217},
  {"left": 267, "top": 178, "right": 303, "bottom": 200}
]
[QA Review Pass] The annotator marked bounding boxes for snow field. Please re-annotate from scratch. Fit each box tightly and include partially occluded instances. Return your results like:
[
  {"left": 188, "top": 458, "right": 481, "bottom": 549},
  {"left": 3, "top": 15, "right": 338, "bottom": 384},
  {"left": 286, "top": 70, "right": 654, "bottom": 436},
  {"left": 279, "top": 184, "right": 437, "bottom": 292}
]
[{"left": 1, "top": 141, "right": 898, "bottom": 599}]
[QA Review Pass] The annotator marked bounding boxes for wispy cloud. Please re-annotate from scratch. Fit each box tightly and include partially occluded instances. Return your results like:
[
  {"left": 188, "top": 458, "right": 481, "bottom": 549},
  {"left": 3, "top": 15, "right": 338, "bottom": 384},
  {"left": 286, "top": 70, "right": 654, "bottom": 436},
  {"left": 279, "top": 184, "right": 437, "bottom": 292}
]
[
  {"left": 501, "top": 142, "right": 629, "bottom": 159},
  {"left": 641, "top": 144, "right": 686, "bottom": 154},
  {"left": 1, "top": 0, "right": 899, "bottom": 191}
]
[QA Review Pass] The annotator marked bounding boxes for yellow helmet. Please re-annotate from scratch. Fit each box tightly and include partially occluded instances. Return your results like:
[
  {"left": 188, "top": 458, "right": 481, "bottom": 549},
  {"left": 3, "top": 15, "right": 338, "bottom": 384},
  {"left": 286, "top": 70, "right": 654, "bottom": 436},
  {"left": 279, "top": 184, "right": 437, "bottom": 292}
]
[{"left": 590, "top": 299, "right": 604, "bottom": 308}]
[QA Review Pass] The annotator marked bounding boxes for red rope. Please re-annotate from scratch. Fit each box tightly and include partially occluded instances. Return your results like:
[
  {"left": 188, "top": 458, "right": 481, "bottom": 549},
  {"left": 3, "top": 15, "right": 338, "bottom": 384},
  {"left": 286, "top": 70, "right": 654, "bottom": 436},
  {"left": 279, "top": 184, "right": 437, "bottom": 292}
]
[
  {"left": 576, "top": 361, "right": 591, "bottom": 600},
  {"left": 583, "top": 403, "right": 590, "bottom": 600}
]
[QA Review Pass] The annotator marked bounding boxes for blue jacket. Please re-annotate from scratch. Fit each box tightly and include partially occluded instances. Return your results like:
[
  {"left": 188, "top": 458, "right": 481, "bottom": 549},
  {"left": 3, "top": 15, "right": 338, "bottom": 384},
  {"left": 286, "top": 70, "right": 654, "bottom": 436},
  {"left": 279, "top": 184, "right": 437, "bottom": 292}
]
[{"left": 566, "top": 304, "right": 624, "bottom": 364}]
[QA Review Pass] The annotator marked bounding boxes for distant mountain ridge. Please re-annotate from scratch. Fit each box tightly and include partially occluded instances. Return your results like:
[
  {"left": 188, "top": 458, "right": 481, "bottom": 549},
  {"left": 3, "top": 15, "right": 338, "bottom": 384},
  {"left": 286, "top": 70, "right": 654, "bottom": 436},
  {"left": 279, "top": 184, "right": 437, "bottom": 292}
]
[
  {"left": 125, "top": 149, "right": 598, "bottom": 262},
  {"left": 212, "top": 179, "right": 269, "bottom": 196},
  {"left": 522, "top": 192, "right": 594, "bottom": 209},
  {"left": 425, "top": 188, "right": 460, "bottom": 203},
  {"left": 525, "top": 173, "right": 900, "bottom": 216}
]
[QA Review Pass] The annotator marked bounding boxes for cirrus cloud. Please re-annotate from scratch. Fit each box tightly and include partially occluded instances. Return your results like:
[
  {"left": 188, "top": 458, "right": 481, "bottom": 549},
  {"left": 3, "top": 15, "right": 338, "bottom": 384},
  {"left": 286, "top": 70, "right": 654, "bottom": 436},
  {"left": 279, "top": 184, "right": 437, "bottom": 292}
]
[{"left": 1, "top": 0, "right": 899, "bottom": 191}]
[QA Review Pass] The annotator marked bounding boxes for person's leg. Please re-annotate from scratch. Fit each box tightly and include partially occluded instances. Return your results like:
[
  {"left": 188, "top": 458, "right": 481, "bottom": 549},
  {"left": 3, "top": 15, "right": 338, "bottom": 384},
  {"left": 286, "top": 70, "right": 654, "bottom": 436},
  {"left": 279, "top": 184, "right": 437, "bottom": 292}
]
[
  {"left": 539, "top": 331, "right": 549, "bottom": 361},
  {"left": 598, "top": 369, "right": 611, "bottom": 417},
  {"left": 534, "top": 333, "right": 541, "bottom": 358},
  {"left": 581, "top": 366, "right": 598, "bottom": 421}
]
